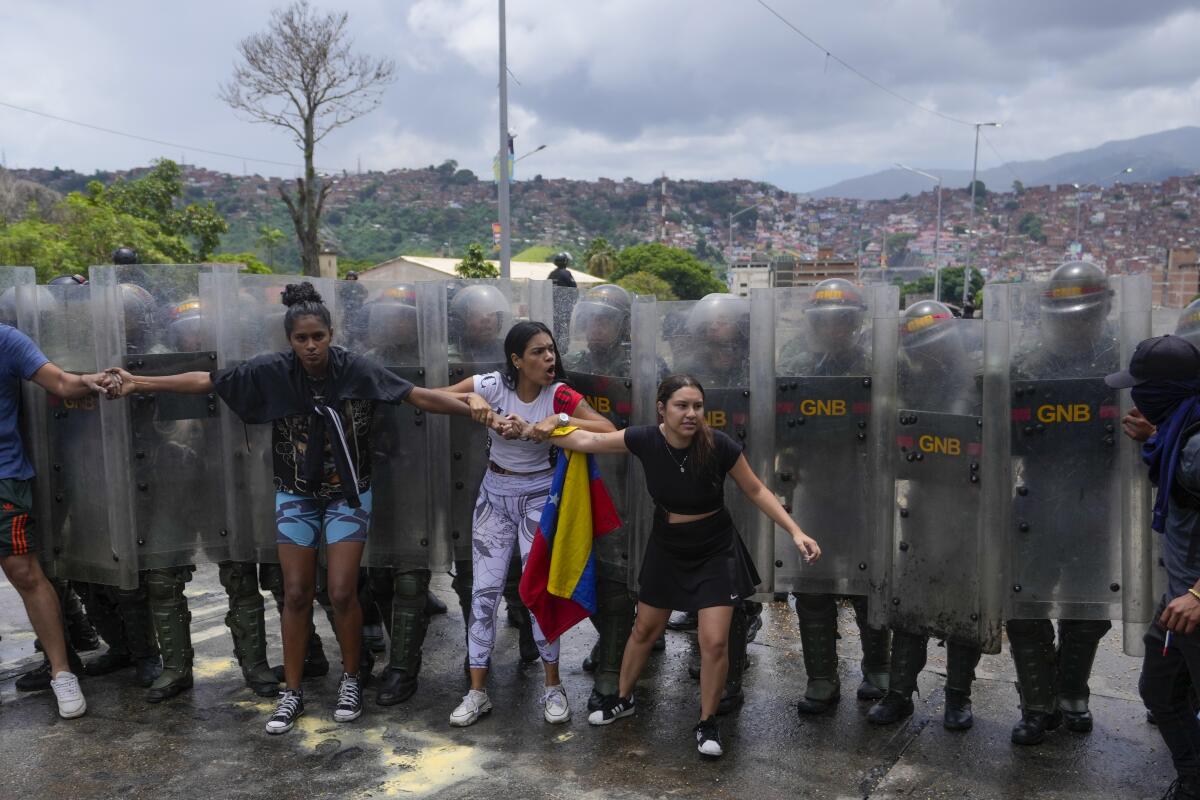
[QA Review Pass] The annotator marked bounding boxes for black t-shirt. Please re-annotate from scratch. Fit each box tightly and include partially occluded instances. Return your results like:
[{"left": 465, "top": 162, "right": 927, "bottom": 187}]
[{"left": 623, "top": 424, "right": 744, "bottom": 514}]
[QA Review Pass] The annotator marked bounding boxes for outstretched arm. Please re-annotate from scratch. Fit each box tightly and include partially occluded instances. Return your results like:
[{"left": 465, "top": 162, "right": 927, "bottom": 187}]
[
  {"left": 554, "top": 428, "right": 629, "bottom": 455},
  {"left": 103, "top": 367, "right": 214, "bottom": 397},
  {"left": 406, "top": 386, "right": 489, "bottom": 422},
  {"left": 728, "top": 455, "right": 821, "bottom": 563},
  {"left": 29, "top": 363, "right": 108, "bottom": 400}
]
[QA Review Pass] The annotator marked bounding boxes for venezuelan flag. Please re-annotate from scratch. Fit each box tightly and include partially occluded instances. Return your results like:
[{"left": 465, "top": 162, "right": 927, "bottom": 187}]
[{"left": 519, "top": 429, "right": 621, "bottom": 643}]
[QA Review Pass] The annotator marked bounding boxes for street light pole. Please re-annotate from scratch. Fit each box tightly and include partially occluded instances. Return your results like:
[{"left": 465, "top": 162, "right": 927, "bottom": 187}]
[
  {"left": 896, "top": 163, "right": 943, "bottom": 300},
  {"left": 964, "top": 122, "right": 1001, "bottom": 314},
  {"left": 497, "top": 0, "right": 511, "bottom": 280}
]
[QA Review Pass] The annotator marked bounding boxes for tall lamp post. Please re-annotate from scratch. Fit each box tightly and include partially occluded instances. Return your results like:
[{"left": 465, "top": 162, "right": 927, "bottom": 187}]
[
  {"left": 964, "top": 121, "right": 1001, "bottom": 315},
  {"left": 497, "top": 0, "right": 511, "bottom": 279},
  {"left": 896, "top": 162, "right": 943, "bottom": 300},
  {"left": 728, "top": 203, "right": 763, "bottom": 265}
]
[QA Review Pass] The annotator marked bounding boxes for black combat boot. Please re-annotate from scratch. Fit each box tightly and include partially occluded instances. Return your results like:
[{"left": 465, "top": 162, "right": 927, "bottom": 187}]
[
  {"left": 1007, "top": 619, "right": 1062, "bottom": 745},
  {"left": 377, "top": 570, "right": 429, "bottom": 706},
  {"left": 943, "top": 641, "right": 981, "bottom": 731},
  {"left": 868, "top": 631, "right": 926, "bottom": 726},
  {"left": 146, "top": 570, "right": 194, "bottom": 703},
  {"left": 852, "top": 596, "right": 890, "bottom": 701},
  {"left": 588, "top": 578, "right": 634, "bottom": 712},
  {"left": 718, "top": 604, "right": 749, "bottom": 715},
  {"left": 58, "top": 581, "right": 100, "bottom": 652},
  {"left": 795, "top": 594, "right": 841, "bottom": 715},
  {"left": 220, "top": 562, "right": 279, "bottom": 697},
  {"left": 1056, "top": 619, "right": 1112, "bottom": 733}
]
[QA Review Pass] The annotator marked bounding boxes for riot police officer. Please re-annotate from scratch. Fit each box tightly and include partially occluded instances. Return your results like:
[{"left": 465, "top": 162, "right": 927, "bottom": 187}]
[
  {"left": 868, "top": 300, "right": 983, "bottom": 730},
  {"left": 548, "top": 252, "right": 577, "bottom": 288},
  {"left": 564, "top": 284, "right": 632, "bottom": 375},
  {"left": 1006, "top": 261, "right": 1117, "bottom": 745},
  {"left": 776, "top": 279, "right": 891, "bottom": 714}
]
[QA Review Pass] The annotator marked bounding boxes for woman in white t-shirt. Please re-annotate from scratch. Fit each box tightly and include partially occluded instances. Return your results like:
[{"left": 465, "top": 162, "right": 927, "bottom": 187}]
[{"left": 439, "top": 320, "right": 615, "bottom": 728}]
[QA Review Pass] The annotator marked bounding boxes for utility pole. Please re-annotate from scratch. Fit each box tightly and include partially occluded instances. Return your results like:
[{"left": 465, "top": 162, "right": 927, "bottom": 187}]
[
  {"left": 964, "top": 122, "right": 1001, "bottom": 315},
  {"left": 497, "top": 0, "right": 512, "bottom": 280}
]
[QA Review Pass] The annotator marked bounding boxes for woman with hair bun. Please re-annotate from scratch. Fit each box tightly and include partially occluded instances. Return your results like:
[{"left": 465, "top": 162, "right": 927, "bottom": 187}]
[
  {"left": 101, "top": 282, "right": 493, "bottom": 735},
  {"left": 555, "top": 373, "right": 821, "bottom": 758}
]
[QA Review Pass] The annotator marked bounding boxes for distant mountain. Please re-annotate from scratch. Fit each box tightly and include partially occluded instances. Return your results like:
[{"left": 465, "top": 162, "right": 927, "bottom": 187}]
[{"left": 809, "top": 126, "right": 1200, "bottom": 200}]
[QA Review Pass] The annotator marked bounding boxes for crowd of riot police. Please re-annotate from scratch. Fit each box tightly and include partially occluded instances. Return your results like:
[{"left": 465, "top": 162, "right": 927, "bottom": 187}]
[{"left": 0, "top": 253, "right": 1185, "bottom": 750}]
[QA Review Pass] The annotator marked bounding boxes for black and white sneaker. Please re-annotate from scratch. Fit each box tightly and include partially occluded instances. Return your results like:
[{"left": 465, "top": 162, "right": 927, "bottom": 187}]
[
  {"left": 265, "top": 689, "right": 304, "bottom": 735},
  {"left": 694, "top": 716, "right": 724, "bottom": 758},
  {"left": 333, "top": 673, "right": 363, "bottom": 723},
  {"left": 588, "top": 694, "right": 636, "bottom": 726}
]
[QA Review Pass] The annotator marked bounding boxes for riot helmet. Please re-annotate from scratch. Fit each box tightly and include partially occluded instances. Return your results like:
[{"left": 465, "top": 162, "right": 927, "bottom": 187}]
[
  {"left": 553, "top": 252, "right": 573, "bottom": 269},
  {"left": 167, "top": 297, "right": 207, "bottom": 352},
  {"left": 0, "top": 285, "right": 60, "bottom": 337},
  {"left": 686, "top": 293, "right": 749, "bottom": 378},
  {"left": 449, "top": 284, "right": 511, "bottom": 359},
  {"left": 48, "top": 274, "right": 87, "bottom": 286},
  {"left": 366, "top": 284, "right": 419, "bottom": 362},
  {"left": 1039, "top": 261, "right": 1112, "bottom": 354},
  {"left": 899, "top": 299, "right": 961, "bottom": 374},
  {"left": 1176, "top": 298, "right": 1200, "bottom": 350},
  {"left": 111, "top": 246, "right": 139, "bottom": 265},
  {"left": 804, "top": 278, "right": 866, "bottom": 354},
  {"left": 121, "top": 283, "right": 158, "bottom": 353},
  {"left": 570, "top": 283, "right": 631, "bottom": 356}
]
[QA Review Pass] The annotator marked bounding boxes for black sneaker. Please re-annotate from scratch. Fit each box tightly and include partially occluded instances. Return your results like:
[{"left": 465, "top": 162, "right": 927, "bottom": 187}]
[
  {"left": 333, "top": 673, "right": 363, "bottom": 723},
  {"left": 587, "top": 694, "right": 635, "bottom": 726},
  {"left": 694, "top": 716, "right": 724, "bottom": 757},
  {"left": 265, "top": 689, "right": 305, "bottom": 735},
  {"left": 16, "top": 660, "right": 52, "bottom": 692}
]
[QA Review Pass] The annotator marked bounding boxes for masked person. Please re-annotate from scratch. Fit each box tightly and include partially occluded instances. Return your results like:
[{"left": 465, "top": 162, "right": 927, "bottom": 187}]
[
  {"left": 102, "top": 282, "right": 490, "bottom": 734},
  {"left": 559, "top": 374, "right": 820, "bottom": 757}
]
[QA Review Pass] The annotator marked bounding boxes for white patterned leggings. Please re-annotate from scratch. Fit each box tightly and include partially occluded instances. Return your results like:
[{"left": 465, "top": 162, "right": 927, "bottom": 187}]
[{"left": 467, "top": 470, "right": 559, "bottom": 668}]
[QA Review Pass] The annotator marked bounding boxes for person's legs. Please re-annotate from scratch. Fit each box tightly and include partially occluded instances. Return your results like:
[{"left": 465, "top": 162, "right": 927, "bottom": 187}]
[
  {"left": 1056, "top": 618, "right": 1113, "bottom": 732},
  {"left": 794, "top": 592, "right": 841, "bottom": 713},
  {"left": 467, "top": 483, "right": 520, "bottom": 689},
  {"left": 851, "top": 595, "right": 890, "bottom": 700},
  {"left": 696, "top": 605, "right": 735, "bottom": 721},
  {"left": 376, "top": 568, "right": 431, "bottom": 706},
  {"left": 944, "top": 640, "right": 982, "bottom": 731},
  {"left": 1141, "top": 620, "right": 1200, "bottom": 794},
  {"left": 617, "top": 603, "right": 671, "bottom": 698},
  {"left": 1, "top": 553, "right": 69, "bottom": 675},
  {"left": 511, "top": 482, "right": 560, "bottom": 683},
  {"left": 144, "top": 566, "right": 195, "bottom": 702},
  {"left": 1007, "top": 617, "right": 1060, "bottom": 744},
  {"left": 218, "top": 560, "right": 278, "bottom": 696},
  {"left": 868, "top": 630, "right": 928, "bottom": 725},
  {"left": 325, "top": 541, "right": 368, "bottom": 677}
]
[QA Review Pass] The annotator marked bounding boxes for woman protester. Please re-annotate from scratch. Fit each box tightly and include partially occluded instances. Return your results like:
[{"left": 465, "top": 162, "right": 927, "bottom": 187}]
[
  {"left": 440, "top": 320, "right": 616, "bottom": 728},
  {"left": 102, "top": 282, "right": 491, "bottom": 735},
  {"left": 557, "top": 374, "right": 821, "bottom": 758}
]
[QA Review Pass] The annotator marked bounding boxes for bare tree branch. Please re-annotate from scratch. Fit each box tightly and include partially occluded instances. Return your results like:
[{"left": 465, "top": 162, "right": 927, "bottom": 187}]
[{"left": 220, "top": 0, "right": 395, "bottom": 275}]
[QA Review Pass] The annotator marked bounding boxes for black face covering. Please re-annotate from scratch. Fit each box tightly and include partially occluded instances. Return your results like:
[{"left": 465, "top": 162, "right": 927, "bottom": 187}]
[{"left": 1131, "top": 378, "right": 1200, "bottom": 426}]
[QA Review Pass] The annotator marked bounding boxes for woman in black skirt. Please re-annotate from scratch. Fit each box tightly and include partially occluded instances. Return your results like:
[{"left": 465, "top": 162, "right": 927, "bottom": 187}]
[{"left": 556, "top": 374, "right": 820, "bottom": 757}]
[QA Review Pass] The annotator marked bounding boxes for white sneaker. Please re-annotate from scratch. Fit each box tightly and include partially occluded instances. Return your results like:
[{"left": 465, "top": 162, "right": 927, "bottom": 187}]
[
  {"left": 542, "top": 684, "right": 570, "bottom": 724},
  {"left": 50, "top": 671, "right": 86, "bottom": 719},
  {"left": 450, "top": 689, "right": 492, "bottom": 727}
]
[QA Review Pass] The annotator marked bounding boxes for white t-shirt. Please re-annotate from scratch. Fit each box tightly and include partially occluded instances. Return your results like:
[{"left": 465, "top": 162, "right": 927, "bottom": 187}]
[{"left": 472, "top": 371, "right": 581, "bottom": 472}]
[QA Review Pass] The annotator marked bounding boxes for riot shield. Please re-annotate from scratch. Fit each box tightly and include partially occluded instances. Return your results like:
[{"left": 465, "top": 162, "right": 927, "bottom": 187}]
[
  {"left": 443, "top": 280, "right": 530, "bottom": 561},
  {"left": 770, "top": 284, "right": 898, "bottom": 607},
  {"left": 91, "top": 264, "right": 236, "bottom": 570},
  {"left": 558, "top": 285, "right": 633, "bottom": 582},
  {"left": 627, "top": 295, "right": 773, "bottom": 595},
  {"left": 887, "top": 313, "right": 1003, "bottom": 652},
  {"left": 17, "top": 279, "right": 139, "bottom": 588},
  {"left": 331, "top": 279, "right": 450, "bottom": 571},
  {"left": 206, "top": 272, "right": 335, "bottom": 564}
]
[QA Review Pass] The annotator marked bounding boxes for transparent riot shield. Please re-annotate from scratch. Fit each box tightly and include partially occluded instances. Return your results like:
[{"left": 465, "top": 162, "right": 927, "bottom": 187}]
[
  {"left": 888, "top": 312, "right": 1003, "bottom": 652},
  {"left": 770, "top": 284, "right": 898, "bottom": 609},
  {"left": 558, "top": 285, "right": 633, "bottom": 582},
  {"left": 627, "top": 294, "right": 773, "bottom": 595},
  {"left": 330, "top": 279, "right": 450, "bottom": 571},
  {"left": 443, "top": 279, "right": 530, "bottom": 562},
  {"left": 17, "top": 279, "right": 139, "bottom": 588},
  {"left": 206, "top": 272, "right": 335, "bottom": 564},
  {"left": 91, "top": 264, "right": 236, "bottom": 570},
  {"left": 991, "top": 276, "right": 1146, "bottom": 651}
]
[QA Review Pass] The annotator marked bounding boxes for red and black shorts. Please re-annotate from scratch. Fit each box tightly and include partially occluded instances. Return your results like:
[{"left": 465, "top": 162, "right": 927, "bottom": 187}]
[{"left": 0, "top": 478, "right": 36, "bottom": 558}]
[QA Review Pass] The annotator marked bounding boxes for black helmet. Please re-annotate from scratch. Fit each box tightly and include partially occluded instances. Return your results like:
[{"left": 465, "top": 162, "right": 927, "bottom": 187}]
[
  {"left": 1039, "top": 261, "right": 1111, "bottom": 352},
  {"left": 345, "top": 271, "right": 360, "bottom": 281},
  {"left": 553, "top": 252, "right": 573, "bottom": 269},
  {"left": 120, "top": 283, "right": 157, "bottom": 350},
  {"left": 805, "top": 278, "right": 867, "bottom": 353},
  {"left": 167, "top": 297, "right": 206, "bottom": 352},
  {"left": 111, "top": 247, "right": 138, "bottom": 265},
  {"left": 48, "top": 274, "right": 88, "bottom": 286}
]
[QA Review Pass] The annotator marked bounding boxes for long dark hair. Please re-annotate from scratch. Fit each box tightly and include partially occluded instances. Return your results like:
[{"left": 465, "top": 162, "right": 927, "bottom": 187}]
[
  {"left": 502, "top": 320, "right": 571, "bottom": 389},
  {"left": 656, "top": 373, "right": 714, "bottom": 470},
  {"left": 281, "top": 282, "right": 332, "bottom": 336}
]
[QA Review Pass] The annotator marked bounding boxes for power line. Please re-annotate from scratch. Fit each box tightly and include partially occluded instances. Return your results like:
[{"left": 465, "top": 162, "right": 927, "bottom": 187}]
[
  {"left": 0, "top": 99, "right": 309, "bottom": 171},
  {"left": 753, "top": 0, "right": 975, "bottom": 127}
]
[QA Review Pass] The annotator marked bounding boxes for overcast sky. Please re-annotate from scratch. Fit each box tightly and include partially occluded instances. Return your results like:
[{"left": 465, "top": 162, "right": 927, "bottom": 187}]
[{"left": 2, "top": 1, "right": 1198, "bottom": 192}]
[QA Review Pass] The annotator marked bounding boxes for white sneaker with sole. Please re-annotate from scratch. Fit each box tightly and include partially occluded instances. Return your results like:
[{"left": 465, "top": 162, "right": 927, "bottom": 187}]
[
  {"left": 450, "top": 689, "right": 492, "bottom": 727},
  {"left": 50, "top": 671, "right": 86, "bottom": 719},
  {"left": 542, "top": 684, "right": 570, "bottom": 724}
]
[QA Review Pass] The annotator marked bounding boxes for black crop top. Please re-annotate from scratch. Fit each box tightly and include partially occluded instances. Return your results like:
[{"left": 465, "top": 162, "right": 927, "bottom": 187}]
[{"left": 623, "top": 424, "right": 744, "bottom": 514}]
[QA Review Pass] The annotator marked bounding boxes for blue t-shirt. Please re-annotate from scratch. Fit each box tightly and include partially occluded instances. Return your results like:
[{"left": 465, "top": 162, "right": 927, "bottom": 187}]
[{"left": 0, "top": 325, "right": 49, "bottom": 480}]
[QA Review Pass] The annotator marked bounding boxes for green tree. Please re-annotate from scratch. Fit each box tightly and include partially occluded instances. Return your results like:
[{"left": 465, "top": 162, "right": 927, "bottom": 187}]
[
  {"left": 1012, "top": 179, "right": 1025, "bottom": 196},
  {"left": 256, "top": 225, "right": 286, "bottom": 268},
  {"left": 455, "top": 243, "right": 499, "bottom": 278},
  {"left": 581, "top": 237, "right": 618, "bottom": 278},
  {"left": 209, "top": 251, "right": 274, "bottom": 274},
  {"left": 1017, "top": 212, "right": 1046, "bottom": 243},
  {"left": 610, "top": 242, "right": 724, "bottom": 300},
  {"left": 900, "top": 265, "right": 983, "bottom": 307},
  {"left": 617, "top": 270, "right": 677, "bottom": 300},
  {"left": 885, "top": 232, "right": 915, "bottom": 264}
]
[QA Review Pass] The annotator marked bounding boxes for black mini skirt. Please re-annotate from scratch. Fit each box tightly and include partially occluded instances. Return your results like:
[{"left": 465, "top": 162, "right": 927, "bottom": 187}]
[{"left": 637, "top": 506, "right": 762, "bottom": 611}]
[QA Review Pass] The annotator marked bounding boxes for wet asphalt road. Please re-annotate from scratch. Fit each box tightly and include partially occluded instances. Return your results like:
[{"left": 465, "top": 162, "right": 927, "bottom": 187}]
[{"left": 0, "top": 565, "right": 1175, "bottom": 799}]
